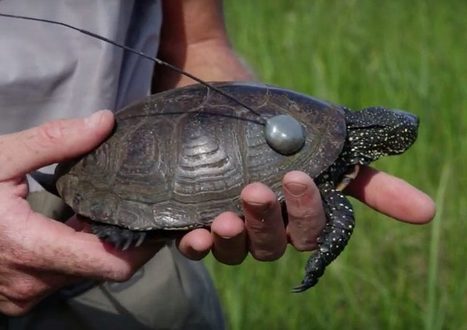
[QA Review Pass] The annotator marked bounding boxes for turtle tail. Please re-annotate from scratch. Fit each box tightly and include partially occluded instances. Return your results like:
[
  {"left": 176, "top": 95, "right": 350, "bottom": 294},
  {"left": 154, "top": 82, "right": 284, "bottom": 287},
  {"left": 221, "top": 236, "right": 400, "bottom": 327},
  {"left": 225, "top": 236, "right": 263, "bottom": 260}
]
[{"left": 292, "top": 184, "right": 355, "bottom": 292}]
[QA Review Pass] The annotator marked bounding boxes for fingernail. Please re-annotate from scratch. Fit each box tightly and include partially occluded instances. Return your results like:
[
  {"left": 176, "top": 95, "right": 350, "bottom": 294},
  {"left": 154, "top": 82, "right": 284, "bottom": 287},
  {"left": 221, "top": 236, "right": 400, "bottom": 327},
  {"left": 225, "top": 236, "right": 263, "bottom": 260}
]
[
  {"left": 85, "top": 110, "right": 105, "bottom": 129},
  {"left": 245, "top": 200, "right": 272, "bottom": 216},
  {"left": 285, "top": 182, "right": 307, "bottom": 197}
]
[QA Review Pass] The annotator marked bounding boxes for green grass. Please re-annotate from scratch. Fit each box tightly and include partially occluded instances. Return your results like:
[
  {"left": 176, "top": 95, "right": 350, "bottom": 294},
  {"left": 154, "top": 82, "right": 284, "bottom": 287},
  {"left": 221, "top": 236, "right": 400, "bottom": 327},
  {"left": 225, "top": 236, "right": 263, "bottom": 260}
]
[{"left": 204, "top": 1, "right": 467, "bottom": 329}]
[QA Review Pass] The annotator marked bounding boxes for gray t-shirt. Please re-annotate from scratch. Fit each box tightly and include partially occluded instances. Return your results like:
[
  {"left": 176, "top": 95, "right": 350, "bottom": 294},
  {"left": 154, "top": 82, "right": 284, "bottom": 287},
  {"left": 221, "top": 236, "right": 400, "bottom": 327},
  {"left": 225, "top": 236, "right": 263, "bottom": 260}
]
[
  {"left": 0, "top": 2, "right": 225, "bottom": 329},
  {"left": 0, "top": 0, "right": 161, "bottom": 133}
]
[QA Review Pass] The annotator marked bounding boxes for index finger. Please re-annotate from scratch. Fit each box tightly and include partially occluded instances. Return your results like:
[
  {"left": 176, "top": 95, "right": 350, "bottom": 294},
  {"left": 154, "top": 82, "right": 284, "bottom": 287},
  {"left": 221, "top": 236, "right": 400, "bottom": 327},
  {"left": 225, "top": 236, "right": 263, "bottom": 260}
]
[
  {"left": 0, "top": 110, "right": 114, "bottom": 180},
  {"left": 345, "top": 166, "right": 436, "bottom": 224},
  {"left": 21, "top": 212, "right": 160, "bottom": 282}
]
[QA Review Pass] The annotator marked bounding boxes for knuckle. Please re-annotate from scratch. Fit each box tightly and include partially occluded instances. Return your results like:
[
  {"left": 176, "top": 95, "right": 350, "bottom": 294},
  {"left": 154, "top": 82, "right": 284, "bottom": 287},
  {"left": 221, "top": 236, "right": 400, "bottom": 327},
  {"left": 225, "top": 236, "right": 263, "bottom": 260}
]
[
  {"left": 287, "top": 208, "right": 326, "bottom": 231},
  {"left": 287, "top": 222, "right": 323, "bottom": 252},
  {"left": 288, "top": 209, "right": 320, "bottom": 220},
  {"left": 292, "top": 239, "right": 318, "bottom": 252},
  {"left": 0, "top": 283, "right": 43, "bottom": 317},
  {"left": 105, "top": 266, "right": 135, "bottom": 283},
  {"left": 285, "top": 204, "right": 323, "bottom": 223},
  {"left": 35, "top": 120, "right": 67, "bottom": 146},
  {"left": 8, "top": 279, "right": 43, "bottom": 302}
]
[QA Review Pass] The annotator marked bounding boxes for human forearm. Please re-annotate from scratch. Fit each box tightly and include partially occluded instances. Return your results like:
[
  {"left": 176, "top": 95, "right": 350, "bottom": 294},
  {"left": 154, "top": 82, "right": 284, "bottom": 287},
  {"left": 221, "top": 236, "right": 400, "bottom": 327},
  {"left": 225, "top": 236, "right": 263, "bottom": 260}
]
[{"left": 152, "top": 0, "right": 254, "bottom": 91}]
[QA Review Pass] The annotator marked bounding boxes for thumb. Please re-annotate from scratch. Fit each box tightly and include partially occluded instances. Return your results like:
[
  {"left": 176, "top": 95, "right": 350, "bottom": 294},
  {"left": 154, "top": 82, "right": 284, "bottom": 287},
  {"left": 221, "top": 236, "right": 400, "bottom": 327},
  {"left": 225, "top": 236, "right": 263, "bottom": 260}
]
[{"left": 0, "top": 110, "right": 114, "bottom": 180}]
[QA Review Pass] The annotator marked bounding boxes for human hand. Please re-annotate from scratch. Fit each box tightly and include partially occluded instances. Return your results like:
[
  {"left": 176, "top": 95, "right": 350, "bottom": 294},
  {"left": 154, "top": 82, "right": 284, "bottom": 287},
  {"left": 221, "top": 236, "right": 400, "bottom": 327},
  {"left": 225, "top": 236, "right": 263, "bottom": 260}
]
[
  {"left": 155, "top": 0, "right": 435, "bottom": 266},
  {"left": 0, "top": 111, "right": 162, "bottom": 316},
  {"left": 177, "top": 168, "right": 435, "bottom": 264}
]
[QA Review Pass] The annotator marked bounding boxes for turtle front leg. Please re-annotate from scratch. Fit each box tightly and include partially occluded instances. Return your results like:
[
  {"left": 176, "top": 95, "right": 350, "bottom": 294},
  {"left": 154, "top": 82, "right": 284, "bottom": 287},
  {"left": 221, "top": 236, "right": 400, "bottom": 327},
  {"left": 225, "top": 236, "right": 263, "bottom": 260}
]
[
  {"left": 91, "top": 222, "right": 147, "bottom": 250},
  {"left": 292, "top": 183, "right": 355, "bottom": 292}
]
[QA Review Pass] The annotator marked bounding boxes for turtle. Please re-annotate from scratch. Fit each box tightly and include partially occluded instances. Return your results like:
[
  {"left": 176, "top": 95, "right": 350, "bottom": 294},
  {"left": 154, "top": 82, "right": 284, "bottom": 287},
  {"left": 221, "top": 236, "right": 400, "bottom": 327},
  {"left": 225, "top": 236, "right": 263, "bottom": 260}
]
[{"left": 33, "top": 81, "right": 419, "bottom": 292}]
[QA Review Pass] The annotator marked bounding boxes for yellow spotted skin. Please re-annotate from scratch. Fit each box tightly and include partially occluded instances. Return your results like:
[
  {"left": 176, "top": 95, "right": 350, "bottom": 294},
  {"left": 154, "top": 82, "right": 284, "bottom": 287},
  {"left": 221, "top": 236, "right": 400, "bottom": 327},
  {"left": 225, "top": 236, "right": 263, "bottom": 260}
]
[{"left": 292, "top": 107, "right": 419, "bottom": 292}]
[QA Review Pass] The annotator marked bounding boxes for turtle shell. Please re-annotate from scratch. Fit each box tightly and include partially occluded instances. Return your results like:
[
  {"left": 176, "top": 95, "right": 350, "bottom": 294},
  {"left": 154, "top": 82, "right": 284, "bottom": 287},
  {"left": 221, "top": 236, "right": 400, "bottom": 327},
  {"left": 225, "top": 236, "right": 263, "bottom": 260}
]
[{"left": 55, "top": 82, "right": 347, "bottom": 230}]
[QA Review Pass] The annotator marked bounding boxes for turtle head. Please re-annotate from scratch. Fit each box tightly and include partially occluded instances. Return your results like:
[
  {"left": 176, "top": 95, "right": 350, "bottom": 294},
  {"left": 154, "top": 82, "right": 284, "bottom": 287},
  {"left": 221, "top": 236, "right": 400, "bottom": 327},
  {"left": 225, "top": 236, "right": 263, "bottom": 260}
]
[{"left": 345, "top": 106, "right": 419, "bottom": 163}]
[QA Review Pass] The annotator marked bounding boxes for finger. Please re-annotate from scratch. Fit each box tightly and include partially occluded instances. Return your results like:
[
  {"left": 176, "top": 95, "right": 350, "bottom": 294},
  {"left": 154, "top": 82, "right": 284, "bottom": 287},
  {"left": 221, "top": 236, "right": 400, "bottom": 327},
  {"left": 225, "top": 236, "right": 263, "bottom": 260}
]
[
  {"left": 0, "top": 110, "right": 114, "bottom": 180},
  {"left": 242, "top": 183, "right": 287, "bottom": 261},
  {"left": 0, "top": 270, "right": 77, "bottom": 314},
  {"left": 345, "top": 166, "right": 436, "bottom": 224},
  {"left": 0, "top": 294, "right": 46, "bottom": 317},
  {"left": 211, "top": 212, "right": 247, "bottom": 265},
  {"left": 282, "top": 171, "right": 326, "bottom": 251},
  {"left": 0, "top": 295, "right": 36, "bottom": 317},
  {"left": 21, "top": 210, "right": 160, "bottom": 282},
  {"left": 177, "top": 228, "right": 213, "bottom": 260}
]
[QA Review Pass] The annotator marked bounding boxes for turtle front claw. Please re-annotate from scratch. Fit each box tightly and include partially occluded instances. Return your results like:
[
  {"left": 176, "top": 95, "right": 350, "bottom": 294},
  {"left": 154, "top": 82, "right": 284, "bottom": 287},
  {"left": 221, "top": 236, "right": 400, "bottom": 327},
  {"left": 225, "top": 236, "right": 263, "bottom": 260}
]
[
  {"left": 291, "top": 279, "right": 318, "bottom": 293},
  {"left": 91, "top": 223, "right": 147, "bottom": 250}
]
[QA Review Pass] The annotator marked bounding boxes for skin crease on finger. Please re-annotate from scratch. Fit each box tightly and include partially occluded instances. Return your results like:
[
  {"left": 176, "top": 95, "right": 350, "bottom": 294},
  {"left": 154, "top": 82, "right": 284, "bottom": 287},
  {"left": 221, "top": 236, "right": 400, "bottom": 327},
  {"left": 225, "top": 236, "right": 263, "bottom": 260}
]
[
  {"left": 282, "top": 171, "right": 326, "bottom": 251},
  {"left": 241, "top": 183, "right": 288, "bottom": 261}
]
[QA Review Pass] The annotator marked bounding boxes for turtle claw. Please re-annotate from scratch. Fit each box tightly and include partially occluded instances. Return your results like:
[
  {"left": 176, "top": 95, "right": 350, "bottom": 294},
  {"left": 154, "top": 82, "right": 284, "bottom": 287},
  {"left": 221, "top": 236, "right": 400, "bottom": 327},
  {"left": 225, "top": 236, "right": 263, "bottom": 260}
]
[
  {"left": 135, "top": 232, "right": 146, "bottom": 248},
  {"left": 91, "top": 223, "right": 148, "bottom": 250},
  {"left": 291, "top": 284, "right": 307, "bottom": 293},
  {"left": 291, "top": 278, "right": 318, "bottom": 293},
  {"left": 121, "top": 238, "right": 133, "bottom": 251}
]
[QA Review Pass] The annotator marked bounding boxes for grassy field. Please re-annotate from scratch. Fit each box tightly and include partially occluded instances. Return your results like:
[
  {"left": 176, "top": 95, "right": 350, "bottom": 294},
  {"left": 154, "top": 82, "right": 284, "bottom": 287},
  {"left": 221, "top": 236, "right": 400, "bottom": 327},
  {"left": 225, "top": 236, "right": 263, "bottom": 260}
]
[{"left": 205, "top": 1, "right": 467, "bottom": 329}]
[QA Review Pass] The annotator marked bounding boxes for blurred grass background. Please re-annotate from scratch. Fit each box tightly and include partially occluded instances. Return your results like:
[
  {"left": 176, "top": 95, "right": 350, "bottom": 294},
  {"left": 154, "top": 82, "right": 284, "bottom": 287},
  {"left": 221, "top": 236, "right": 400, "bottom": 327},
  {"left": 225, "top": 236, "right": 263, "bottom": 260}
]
[{"left": 204, "top": 0, "right": 467, "bottom": 329}]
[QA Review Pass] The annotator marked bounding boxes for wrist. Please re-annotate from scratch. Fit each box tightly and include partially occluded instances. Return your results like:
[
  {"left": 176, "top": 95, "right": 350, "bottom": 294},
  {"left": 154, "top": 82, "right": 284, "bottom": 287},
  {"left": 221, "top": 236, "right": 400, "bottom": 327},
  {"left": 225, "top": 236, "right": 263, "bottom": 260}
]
[{"left": 153, "top": 38, "right": 255, "bottom": 91}]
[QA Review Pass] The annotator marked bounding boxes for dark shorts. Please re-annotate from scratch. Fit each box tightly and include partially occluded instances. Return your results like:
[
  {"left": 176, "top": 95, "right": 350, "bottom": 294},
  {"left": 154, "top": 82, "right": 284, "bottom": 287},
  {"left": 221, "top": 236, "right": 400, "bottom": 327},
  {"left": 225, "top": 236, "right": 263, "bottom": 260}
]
[{"left": 2, "top": 192, "right": 224, "bottom": 330}]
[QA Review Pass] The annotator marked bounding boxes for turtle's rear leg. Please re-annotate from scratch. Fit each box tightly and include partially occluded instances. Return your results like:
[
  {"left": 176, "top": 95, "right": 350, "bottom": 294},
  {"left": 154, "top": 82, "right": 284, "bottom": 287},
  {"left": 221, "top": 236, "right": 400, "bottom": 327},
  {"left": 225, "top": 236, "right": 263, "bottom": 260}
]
[
  {"left": 91, "top": 223, "right": 147, "bottom": 250},
  {"left": 292, "top": 183, "right": 355, "bottom": 292}
]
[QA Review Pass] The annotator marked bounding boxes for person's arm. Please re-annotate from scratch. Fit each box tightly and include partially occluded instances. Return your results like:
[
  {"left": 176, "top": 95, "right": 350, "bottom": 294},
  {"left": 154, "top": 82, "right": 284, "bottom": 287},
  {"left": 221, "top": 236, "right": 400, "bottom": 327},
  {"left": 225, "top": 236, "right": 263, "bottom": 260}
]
[
  {"left": 152, "top": 0, "right": 255, "bottom": 92},
  {"left": 155, "top": 0, "right": 435, "bottom": 265}
]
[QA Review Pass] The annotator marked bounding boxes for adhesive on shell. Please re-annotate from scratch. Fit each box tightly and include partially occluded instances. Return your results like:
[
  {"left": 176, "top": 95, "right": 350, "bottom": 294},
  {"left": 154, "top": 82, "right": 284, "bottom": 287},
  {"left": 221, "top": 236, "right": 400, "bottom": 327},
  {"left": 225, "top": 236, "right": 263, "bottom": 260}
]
[{"left": 264, "top": 114, "right": 306, "bottom": 155}]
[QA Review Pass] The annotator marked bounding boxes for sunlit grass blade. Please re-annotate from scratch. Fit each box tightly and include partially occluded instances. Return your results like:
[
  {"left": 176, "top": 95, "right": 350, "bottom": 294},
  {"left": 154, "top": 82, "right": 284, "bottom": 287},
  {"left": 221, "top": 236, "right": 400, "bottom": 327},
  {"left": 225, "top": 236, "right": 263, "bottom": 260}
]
[{"left": 425, "top": 163, "right": 450, "bottom": 330}]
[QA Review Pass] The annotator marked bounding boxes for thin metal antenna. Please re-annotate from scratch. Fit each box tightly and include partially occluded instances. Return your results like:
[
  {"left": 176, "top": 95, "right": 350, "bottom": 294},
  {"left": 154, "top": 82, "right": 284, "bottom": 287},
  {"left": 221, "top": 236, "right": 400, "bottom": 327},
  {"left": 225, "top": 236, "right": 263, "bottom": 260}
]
[{"left": 0, "top": 12, "right": 266, "bottom": 124}]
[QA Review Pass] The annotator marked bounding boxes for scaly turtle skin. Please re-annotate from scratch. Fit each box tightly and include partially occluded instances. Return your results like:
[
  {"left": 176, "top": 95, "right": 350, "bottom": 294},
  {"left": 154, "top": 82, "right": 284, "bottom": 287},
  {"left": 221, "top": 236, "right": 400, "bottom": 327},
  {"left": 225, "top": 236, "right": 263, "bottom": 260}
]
[{"left": 46, "top": 82, "right": 418, "bottom": 291}]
